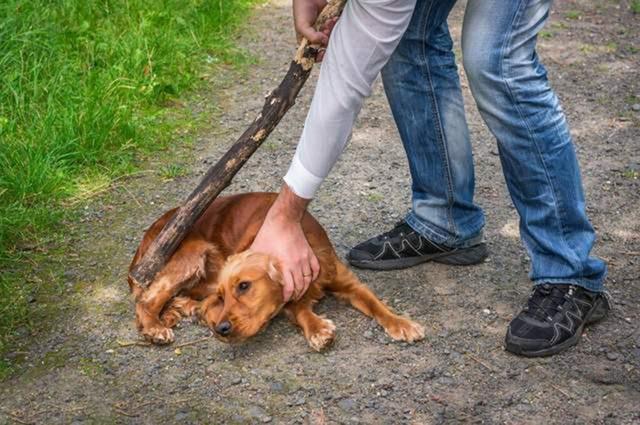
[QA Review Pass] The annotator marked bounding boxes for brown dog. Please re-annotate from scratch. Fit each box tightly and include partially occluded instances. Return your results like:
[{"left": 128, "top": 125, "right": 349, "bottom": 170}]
[{"left": 129, "top": 193, "right": 424, "bottom": 350}]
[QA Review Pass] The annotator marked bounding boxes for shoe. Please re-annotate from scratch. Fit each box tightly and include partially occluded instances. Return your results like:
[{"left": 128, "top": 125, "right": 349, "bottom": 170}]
[
  {"left": 505, "top": 284, "right": 611, "bottom": 357},
  {"left": 346, "top": 220, "right": 488, "bottom": 270}
]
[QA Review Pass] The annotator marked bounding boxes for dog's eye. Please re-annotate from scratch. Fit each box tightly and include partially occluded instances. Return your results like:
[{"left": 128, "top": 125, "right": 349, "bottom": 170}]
[{"left": 237, "top": 281, "right": 251, "bottom": 293}]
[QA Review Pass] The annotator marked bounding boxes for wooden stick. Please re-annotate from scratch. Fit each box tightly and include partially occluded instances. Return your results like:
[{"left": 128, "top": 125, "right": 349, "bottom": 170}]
[
  {"left": 174, "top": 332, "right": 214, "bottom": 348},
  {"left": 129, "top": 0, "right": 348, "bottom": 288},
  {"left": 116, "top": 339, "right": 152, "bottom": 348}
]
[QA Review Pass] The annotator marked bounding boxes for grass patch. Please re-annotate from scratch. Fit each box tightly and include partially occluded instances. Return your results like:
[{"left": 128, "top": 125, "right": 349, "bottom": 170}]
[
  {"left": 565, "top": 10, "right": 581, "bottom": 20},
  {"left": 366, "top": 192, "right": 384, "bottom": 202},
  {"left": 0, "top": 0, "right": 260, "bottom": 374},
  {"left": 539, "top": 30, "right": 554, "bottom": 39},
  {"left": 160, "top": 163, "right": 189, "bottom": 180},
  {"left": 631, "top": 0, "right": 640, "bottom": 14}
]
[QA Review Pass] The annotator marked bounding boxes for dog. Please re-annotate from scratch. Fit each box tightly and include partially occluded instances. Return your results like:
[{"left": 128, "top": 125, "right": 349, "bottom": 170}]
[{"left": 129, "top": 192, "right": 425, "bottom": 350}]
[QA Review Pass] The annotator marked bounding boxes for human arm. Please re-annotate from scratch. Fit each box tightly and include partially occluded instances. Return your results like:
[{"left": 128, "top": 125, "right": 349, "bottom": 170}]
[{"left": 252, "top": 0, "right": 417, "bottom": 302}]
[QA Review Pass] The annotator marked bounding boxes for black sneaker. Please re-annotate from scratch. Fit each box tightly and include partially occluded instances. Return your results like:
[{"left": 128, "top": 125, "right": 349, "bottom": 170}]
[
  {"left": 346, "top": 220, "right": 488, "bottom": 270},
  {"left": 505, "top": 284, "right": 611, "bottom": 357}
]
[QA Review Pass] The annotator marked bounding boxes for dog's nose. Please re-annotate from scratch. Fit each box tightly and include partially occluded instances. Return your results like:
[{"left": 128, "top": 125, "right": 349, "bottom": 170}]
[{"left": 215, "top": 321, "right": 232, "bottom": 336}]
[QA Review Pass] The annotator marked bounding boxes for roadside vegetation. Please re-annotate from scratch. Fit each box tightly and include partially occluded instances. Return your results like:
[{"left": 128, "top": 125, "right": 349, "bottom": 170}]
[{"left": 0, "top": 0, "right": 259, "bottom": 373}]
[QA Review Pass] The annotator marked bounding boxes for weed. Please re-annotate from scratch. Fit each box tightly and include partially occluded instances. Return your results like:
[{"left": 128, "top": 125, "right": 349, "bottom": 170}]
[
  {"left": 160, "top": 164, "right": 188, "bottom": 180},
  {"left": 566, "top": 10, "right": 581, "bottom": 20},
  {"left": 631, "top": 0, "right": 640, "bottom": 14},
  {"left": 366, "top": 193, "right": 384, "bottom": 202}
]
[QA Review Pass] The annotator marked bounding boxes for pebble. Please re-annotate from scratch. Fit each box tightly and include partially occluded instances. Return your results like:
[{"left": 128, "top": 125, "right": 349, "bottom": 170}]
[
  {"left": 338, "top": 398, "right": 356, "bottom": 411},
  {"left": 175, "top": 411, "right": 188, "bottom": 421},
  {"left": 606, "top": 352, "right": 619, "bottom": 361},
  {"left": 631, "top": 103, "right": 640, "bottom": 111},
  {"left": 269, "top": 381, "right": 284, "bottom": 392},
  {"left": 248, "top": 406, "right": 271, "bottom": 423}
]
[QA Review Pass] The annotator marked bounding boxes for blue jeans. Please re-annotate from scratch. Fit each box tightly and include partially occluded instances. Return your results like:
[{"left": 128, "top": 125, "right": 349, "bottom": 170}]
[{"left": 381, "top": 0, "right": 607, "bottom": 291}]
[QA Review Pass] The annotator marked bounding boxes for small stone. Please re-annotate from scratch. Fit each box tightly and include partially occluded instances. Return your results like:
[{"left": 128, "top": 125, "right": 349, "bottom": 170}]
[
  {"left": 338, "top": 398, "right": 356, "bottom": 411},
  {"left": 175, "top": 411, "right": 188, "bottom": 421},
  {"left": 269, "top": 381, "right": 284, "bottom": 392},
  {"left": 606, "top": 352, "right": 619, "bottom": 361},
  {"left": 482, "top": 308, "right": 491, "bottom": 315},
  {"left": 248, "top": 405, "right": 270, "bottom": 422},
  {"left": 363, "top": 330, "right": 374, "bottom": 339},
  {"left": 631, "top": 103, "right": 640, "bottom": 111},
  {"left": 231, "top": 376, "right": 242, "bottom": 385}
]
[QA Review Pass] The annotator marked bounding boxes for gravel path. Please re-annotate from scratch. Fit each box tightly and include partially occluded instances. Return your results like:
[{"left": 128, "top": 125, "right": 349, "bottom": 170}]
[{"left": 1, "top": 1, "right": 639, "bottom": 424}]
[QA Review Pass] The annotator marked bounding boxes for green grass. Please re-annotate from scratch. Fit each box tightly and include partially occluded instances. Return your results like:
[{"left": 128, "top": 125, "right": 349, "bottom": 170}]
[
  {"left": 160, "top": 163, "right": 189, "bottom": 180},
  {"left": 565, "top": 10, "right": 581, "bottom": 20},
  {"left": 0, "top": 0, "right": 259, "bottom": 373},
  {"left": 631, "top": 0, "right": 640, "bottom": 14}
]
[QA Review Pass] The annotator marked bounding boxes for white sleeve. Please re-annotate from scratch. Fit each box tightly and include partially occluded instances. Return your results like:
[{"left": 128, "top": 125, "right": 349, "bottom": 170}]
[{"left": 283, "top": 0, "right": 416, "bottom": 199}]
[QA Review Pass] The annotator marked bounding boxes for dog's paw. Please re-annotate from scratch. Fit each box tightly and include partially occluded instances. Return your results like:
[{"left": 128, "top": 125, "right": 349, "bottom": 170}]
[
  {"left": 384, "top": 317, "right": 425, "bottom": 343},
  {"left": 307, "top": 318, "right": 336, "bottom": 352},
  {"left": 161, "top": 310, "right": 181, "bottom": 328},
  {"left": 142, "top": 326, "right": 175, "bottom": 345}
]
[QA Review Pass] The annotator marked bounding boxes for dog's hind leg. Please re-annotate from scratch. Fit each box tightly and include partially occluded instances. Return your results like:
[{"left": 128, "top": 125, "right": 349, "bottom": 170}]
[
  {"left": 285, "top": 302, "right": 336, "bottom": 352},
  {"left": 327, "top": 261, "right": 425, "bottom": 343},
  {"left": 135, "top": 239, "right": 217, "bottom": 344}
]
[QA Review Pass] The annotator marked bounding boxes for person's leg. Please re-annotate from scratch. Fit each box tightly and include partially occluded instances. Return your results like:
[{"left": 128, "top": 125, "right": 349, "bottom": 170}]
[
  {"left": 348, "top": 0, "right": 488, "bottom": 270},
  {"left": 382, "top": 0, "right": 485, "bottom": 247},
  {"left": 462, "top": 0, "right": 609, "bottom": 356}
]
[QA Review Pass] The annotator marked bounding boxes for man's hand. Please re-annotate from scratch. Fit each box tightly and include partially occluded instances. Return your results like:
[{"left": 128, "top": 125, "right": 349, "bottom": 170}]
[
  {"left": 250, "top": 185, "right": 320, "bottom": 302},
  {"left": 293, "top": 0, "right": 338, "bottom": 61}
]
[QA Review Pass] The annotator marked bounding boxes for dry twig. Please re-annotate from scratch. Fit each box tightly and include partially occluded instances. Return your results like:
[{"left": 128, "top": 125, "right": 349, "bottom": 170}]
[
  {"left": 116, "top": 339, "right": 152, "bottom": 348},
  {"left": 466, "top": 353, "right": 496, "bottom": 373}
]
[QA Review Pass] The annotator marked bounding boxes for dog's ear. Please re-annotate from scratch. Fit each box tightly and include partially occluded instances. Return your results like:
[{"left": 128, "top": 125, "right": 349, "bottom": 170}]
[{"left": 267, "top": 259, "right": 283, "bottom": 285}]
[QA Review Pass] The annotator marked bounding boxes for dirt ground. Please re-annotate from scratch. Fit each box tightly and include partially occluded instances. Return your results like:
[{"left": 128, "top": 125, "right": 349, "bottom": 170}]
[{"left": 1, "top": 0, "right": 639, "bottom": 424}]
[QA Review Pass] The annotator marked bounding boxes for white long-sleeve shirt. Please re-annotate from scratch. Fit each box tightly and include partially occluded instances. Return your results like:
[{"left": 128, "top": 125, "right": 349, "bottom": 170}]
[{"left": 283, "top": 0, "right": 416, "bottom": 199}]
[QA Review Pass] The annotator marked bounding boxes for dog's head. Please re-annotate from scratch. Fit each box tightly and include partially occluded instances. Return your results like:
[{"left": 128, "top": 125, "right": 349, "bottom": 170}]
[{"left": 200, "top": 250, "right": 284, "bottom": 343}]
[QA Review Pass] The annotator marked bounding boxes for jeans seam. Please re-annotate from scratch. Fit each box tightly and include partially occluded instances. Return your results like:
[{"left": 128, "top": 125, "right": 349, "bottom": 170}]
[
  {"left": 419, "top": 2, "right": 458, "bottom": 240},
  {"left": 406, "top": 212, "right": 449, "bottom": 243},
  {"left": 533, "top": 278, "right": 603, "bottom": 293},
  {"left": 499, "top": 0, "right": 582, "bottom": 276}
]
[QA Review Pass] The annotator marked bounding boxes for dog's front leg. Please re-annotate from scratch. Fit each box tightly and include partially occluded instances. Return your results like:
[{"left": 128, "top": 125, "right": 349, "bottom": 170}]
[
  {"left": 285, "top": 302, "right": 336, "bottom": 352},
  {"left": 135, "top": 239, "right": 215, "bottom": 344}
]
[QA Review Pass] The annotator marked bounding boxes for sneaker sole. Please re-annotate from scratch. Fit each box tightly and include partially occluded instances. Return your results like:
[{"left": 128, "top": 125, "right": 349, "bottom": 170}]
[
  {"left": 347, "top": 243, "right": 489, "bottom": 271},
  {"left": 504, "top": 297, "right": 609, "bottom": 358}
]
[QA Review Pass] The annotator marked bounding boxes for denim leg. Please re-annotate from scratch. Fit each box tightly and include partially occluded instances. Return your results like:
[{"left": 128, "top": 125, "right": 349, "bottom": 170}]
[
  {"left": 381, "top": 0, "right": 485, "bottom": 248},
  {"left": 462, "top": 0, "right": 607, "bottom": 291}
]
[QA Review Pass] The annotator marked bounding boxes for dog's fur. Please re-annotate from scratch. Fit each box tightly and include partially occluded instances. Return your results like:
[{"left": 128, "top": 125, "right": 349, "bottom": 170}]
[{"left": 129, "top": 192, "right": 424, "bottom": 350}]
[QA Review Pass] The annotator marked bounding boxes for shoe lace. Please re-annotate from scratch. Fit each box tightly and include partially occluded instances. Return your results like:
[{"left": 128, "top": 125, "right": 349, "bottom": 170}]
[
  {"left": 524, "top": 285, "right": 574, "bottom": 322},
  {"left": 376, "top": 220, "right": 409, "bottom": 241}
]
